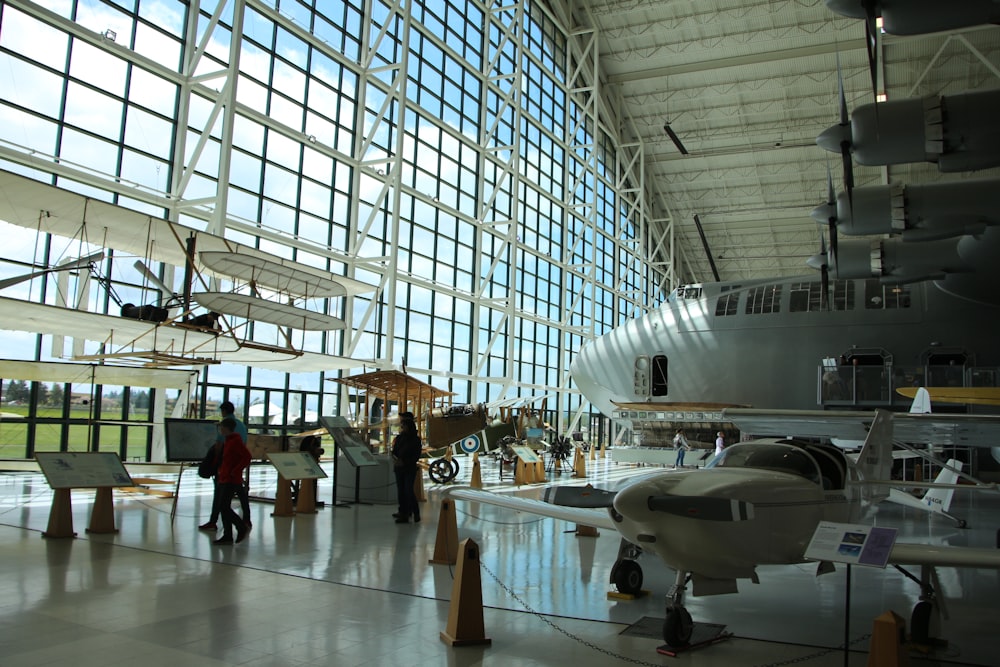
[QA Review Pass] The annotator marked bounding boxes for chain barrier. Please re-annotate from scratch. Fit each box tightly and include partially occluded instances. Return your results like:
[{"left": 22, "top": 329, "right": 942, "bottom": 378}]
[
  {"left": 750, "top": 633, "right": 871, "bottom": 667},
  {"left": 479, "top": 559, "right": 664, "bottom": 666},
  {"left": 480, "top": 558, "right": 874, "bottom": 667}
]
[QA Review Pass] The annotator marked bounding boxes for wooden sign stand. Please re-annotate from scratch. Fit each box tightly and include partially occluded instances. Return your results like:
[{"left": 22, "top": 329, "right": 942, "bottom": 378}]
[
  {"left": 43, "top": 488, "right": 76, "bottom": 539},
  {"left": 272, "top": 477, "right": 295, "bottom": 517},
  {"left": 86, "top": 487, "right": 119, "bottom": 534},
  {"left": 295, "top": 478, "right": 318, "bottom": 514}
]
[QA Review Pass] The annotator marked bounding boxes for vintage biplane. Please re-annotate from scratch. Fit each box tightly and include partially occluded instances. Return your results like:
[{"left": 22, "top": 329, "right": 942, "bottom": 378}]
[{"left": 0, "top": 169, "right": 375, "bottom": 372}]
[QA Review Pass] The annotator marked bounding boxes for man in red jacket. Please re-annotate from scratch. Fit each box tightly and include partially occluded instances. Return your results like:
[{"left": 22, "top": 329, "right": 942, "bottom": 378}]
[{"left": 213, "top": 417, "right": 252, "bottom": 545}]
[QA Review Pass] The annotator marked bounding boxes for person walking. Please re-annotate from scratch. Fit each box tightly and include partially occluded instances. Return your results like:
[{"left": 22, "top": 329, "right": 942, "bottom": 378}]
[
  {"left": 213, "top": 417, "right": 252, "bottom": 545},
  {"left": 673, "top": 428, "right": 690, "bottom": 468},
  {"left": 200, "top": 401, "right": 252, "bottom": 531}
]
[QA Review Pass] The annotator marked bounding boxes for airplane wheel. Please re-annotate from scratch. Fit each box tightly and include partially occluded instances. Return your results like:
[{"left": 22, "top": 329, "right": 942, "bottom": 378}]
[
  {"left": 663, "top": 606, "right": 693, "bottom": 647},
  {"left": 910, "top": 600, "right": 932, "bottom": 645},
  {"left": 428, "top": 458, "right": 459, "bottom": 484},
  {"left": 957, "top": 518, "right": 968, "bottom": 529},
  {"left": 610, "top": 559, "right": 643, "bottom": 595}
]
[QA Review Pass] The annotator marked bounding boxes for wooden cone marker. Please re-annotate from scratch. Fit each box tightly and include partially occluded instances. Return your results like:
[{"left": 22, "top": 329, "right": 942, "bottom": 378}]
[
  {"left": 599, "top": 441, "right": 606, "bottom": 458},
  {"left": 414, "top": 466, "right": 427, "bottom": 502},
  {"left": 440, "top": 538, "right": 492, "bottom": 647},
  {"left": 470, "top": 453, "right": 483, "bottom": 489},
  {"left": 272, "top": 477, "right": 295, "bottom": 517},
  {"left": 589, "top": 444, "right": 596, "bottom": 461},
  {"left": 43, "top": 488, "right": 76, "bottom": 539},
  {"left": 429, "top": 498, "right": 459, "bottom": 564},
  {"left": 867, "top": 610, "right": 910, "bottom": 667},
  {"left": 573, "top": 448, "right": 587, "bottom": 478},
  {"left": 294, "top": 478, "right": 318, "bottom": 514},
  {"left": 86, "top": 487, "right": 118, "bottom": 534},
  {"left": 575, "top": 524, "right": 599, "bottom": 538}
]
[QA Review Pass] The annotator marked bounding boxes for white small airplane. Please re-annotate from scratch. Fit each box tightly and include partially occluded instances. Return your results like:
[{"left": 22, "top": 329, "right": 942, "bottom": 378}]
[{"left": 448, "top": 409, "right": 1000, "bottom": 649}]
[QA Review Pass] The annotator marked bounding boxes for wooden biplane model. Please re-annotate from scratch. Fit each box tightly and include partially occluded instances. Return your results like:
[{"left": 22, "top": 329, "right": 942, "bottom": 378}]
[{"left": 0, "top": 169, "right": 375, "bottom": 371}]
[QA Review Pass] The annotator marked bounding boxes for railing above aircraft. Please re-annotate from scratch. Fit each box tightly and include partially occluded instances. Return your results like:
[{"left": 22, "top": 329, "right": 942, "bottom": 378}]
[{"left": 818, "top": 364, "right": 1000, "bottom": 408}]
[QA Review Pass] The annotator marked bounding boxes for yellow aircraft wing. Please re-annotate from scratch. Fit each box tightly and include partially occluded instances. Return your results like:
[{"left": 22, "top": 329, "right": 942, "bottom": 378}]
[{"left": 896, "top": 386, "right": 1000, "bottom": 407}]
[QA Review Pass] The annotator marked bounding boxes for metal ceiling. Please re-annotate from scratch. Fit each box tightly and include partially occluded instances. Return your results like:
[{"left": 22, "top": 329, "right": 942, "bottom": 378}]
[{"left": 571, "top": 0, "right": 1000, "bottom": 285}]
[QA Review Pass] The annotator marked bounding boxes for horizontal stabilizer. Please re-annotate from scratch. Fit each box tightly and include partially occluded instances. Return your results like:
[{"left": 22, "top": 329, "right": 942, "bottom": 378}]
[
  {"left": 647, "top": 495, "right": 754, "bottom": 521},
  {"left": 543, "top": 485, "right": 616, "bottom": 508}
]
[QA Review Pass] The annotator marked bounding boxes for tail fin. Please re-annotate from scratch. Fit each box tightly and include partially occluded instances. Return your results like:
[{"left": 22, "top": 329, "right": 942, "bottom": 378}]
[
  {"left": 909, "top": 387, "right": 932, "bottom": 414},
  {"left": 856, "top": 409, "right": 894, "bottom": 503},
  {"left": 921, "top": 459, "right": 964, "bottom": 515}
]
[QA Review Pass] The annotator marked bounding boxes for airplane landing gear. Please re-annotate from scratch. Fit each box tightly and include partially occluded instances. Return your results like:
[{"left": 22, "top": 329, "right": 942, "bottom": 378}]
[
  {"left": 610, "top": 538, "right": 644, "bottom": 595},
  {"left": 663, "top": 570, "right": 693, "bottom": 647}
]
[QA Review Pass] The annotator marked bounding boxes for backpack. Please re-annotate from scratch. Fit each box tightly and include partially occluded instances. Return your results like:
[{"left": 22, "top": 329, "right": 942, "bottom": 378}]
[{"left": 197, "top": 446, "right": 219, "bottom": 479}]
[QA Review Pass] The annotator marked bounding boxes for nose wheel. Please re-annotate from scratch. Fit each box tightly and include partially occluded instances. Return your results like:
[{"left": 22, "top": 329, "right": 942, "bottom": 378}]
[
  {"left": 663, "top": 605, "right": 694, "bottom": 647},
  {"left": 663, "top": 570, "right": 693, "bottom": 648}
]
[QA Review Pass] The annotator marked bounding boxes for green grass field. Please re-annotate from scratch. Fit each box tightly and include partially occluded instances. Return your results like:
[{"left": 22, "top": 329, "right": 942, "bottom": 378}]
[{"left": 0, "top": 406, "right": 153, "bottom": 460}]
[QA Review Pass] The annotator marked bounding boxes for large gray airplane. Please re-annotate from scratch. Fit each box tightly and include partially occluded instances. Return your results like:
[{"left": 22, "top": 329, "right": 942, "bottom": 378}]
[{"left": 569, "top": 274, "right": 1000, "bottom": 415}]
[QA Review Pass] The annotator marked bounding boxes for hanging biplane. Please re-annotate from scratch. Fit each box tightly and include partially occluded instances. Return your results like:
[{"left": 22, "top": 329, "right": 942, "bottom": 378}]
[{"left": 0, "top": 169, "right": 376, "bottom": 372}]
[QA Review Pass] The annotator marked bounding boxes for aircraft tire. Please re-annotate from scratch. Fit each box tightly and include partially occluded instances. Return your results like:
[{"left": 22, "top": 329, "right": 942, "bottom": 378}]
[
  {"left": 610, "top": 559, "right": 643, "bottom": 595},
  {"left": 663, "top": 606, "right": 693, "bottom": 647},
  {"left": 910, "top": 600, "right": 932, "bottom": 645},
  {"left": 428, "top": 458, "right": 460, "bottom": 484}
]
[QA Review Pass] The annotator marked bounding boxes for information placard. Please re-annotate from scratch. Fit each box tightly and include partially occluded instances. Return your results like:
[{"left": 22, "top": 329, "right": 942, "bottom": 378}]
[
  {"left": 35, "top": 452, "right": 134, "bottom": 489},
  {"left": 266, "top": 452, "right": 328, "bottom": 480},
  {"left": 320, "top": 415, "right": 379, "bottom": 467},
  {"left": 804, "top": 521, "right": 898, "bottom": 568},
  {"left": 164, "top": 418, "right": 219, "bottom": 462},
  {"left": 512, "top": 445, "right": 540, "bottom": 463}
]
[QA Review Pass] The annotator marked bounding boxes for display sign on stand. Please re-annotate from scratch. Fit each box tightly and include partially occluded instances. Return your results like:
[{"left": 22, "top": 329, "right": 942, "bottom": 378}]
[
  {"left": 320, "top": 415, "right": 380, "bottom": 506},
  {"left": 805, "top": 521, "right": 898, "bottom": 667},
  {"left": 266, "top": 452, "right": 329, "bottom": 516},
  {"left": 164, "top": 418, "right": 219, "bottom": 461},
  {"left": 511, "top": 445, "right": 540, "bottom": 463},
  {"left": 35, "top": 452, "right": 135, "bottom": 538}
]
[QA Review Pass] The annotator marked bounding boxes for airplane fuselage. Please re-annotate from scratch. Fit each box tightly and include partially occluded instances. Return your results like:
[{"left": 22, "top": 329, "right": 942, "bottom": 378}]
[
  {"left": 609, "top": 440, "right": 863, "bottom": 581},
  {"left": 571, "top": 277, "right": 1000, "bottom": 415}
]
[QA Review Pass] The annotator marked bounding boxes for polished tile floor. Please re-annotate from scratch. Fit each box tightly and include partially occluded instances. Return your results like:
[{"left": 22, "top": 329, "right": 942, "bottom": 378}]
[{"left": 1, "top": 453, "right": 998, "bottom": 666}]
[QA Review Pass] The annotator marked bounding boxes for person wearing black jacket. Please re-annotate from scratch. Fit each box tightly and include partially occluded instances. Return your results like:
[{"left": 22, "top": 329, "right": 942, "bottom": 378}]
[{"left": 391, "top": 417, "right": 422, "bottom": 523}]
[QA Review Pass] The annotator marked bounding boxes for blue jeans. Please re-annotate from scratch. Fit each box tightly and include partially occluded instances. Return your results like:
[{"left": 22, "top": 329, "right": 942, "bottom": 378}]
[{"left": 675, "top": 448, "right": 686, "bottom": 467}]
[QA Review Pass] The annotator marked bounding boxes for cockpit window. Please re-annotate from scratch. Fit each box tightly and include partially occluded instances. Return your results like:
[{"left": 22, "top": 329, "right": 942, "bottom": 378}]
[{"left": 714, "top": 443, "right": 821, "bottom": 483}]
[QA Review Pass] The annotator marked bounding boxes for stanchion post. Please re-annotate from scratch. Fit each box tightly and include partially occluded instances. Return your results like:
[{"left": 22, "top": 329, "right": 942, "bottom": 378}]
[
  {"left": 429, "top": 498, "right": 459, "bottom": 565},
  {"left": 440, "top": 538, "right": 492, "bottom": 647}
]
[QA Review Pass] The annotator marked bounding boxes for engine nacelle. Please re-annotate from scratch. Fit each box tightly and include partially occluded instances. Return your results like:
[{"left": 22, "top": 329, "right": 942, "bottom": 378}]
[
  {"left": 825, "top": 179, "right": 1000, "bottom": 238},
  {"left": 817, "top": 90, "right": 1000, "bottom": 172},
  {"left": 825, "top": 0, "right": 1000, "bottom": 35},
  {"left": 832, "top": 238, "right": 967, "bottom": 283}
]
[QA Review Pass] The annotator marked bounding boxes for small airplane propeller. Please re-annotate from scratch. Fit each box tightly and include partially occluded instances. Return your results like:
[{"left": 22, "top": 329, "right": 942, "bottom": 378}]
[
  {"left": 647, "top": 495, "right": 754, "bottom": 522},
  {"left": 543, "top": 484, "right": 617, "bottom": 508},
  {"left": 816, "top": 54, "right": 856, "bottom": 222},
  {"left": 0, "top": 250, "right": 105, "bottom": 291}
]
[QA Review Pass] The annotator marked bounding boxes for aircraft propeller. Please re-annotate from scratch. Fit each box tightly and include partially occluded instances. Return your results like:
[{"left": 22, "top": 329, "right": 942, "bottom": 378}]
[
  {"left": 0, "top": 249, "right": 105, "bottom": 291},
  {"left": 647, "top": 495, "right": 754, "bottom": 522}
]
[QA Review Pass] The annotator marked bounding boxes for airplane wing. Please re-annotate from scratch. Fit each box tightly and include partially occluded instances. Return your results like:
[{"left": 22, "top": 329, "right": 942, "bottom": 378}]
[
  {"left": 897, "top": 386, "right": 1000, "bottom": 407},
  {"left": 447, "top": 487, "right": 619, "bottom": 532},
  {"left": 888, "top": 543, "right": 1000, "bottom": 569},
  {"left": 0, "top": 169, "right": 375, "bottom": 298},
  {"left": 722, "top": 408, "right": 1000, "bottom": 447},
  {"left": 0, "top": 297, "right": 372, "bottom": 372}
]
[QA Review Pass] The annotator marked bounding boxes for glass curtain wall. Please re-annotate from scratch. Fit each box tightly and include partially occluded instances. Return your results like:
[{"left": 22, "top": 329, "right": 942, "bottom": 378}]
[{"left": 0, "top": 0, "right": 658, "bottom": 459}]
